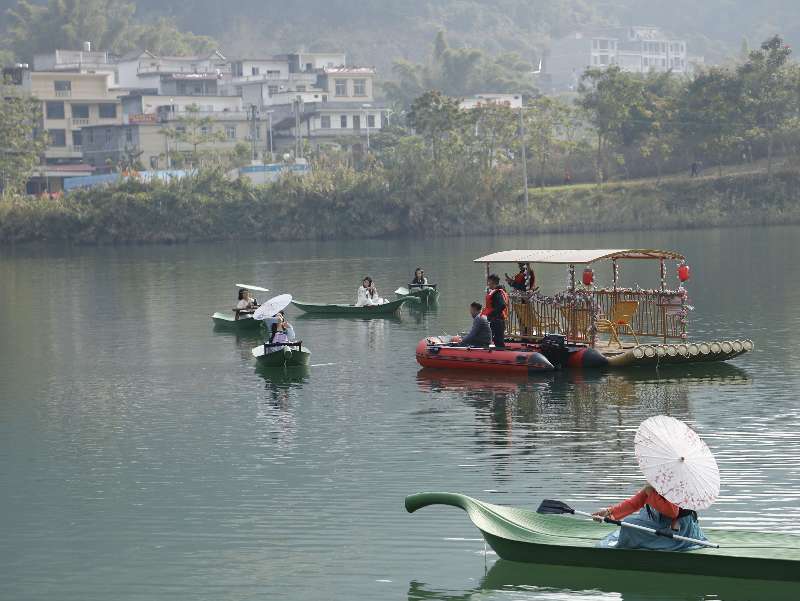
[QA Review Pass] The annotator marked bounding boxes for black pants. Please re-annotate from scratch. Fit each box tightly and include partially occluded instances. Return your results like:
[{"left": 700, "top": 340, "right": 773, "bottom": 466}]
[{"left": 489, "top": 319, "right": 506, "bottom": 348}]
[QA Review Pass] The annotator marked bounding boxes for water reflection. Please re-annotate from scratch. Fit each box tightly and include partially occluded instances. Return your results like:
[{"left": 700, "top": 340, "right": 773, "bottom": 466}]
[{"left": 408, "top": 560, "right": 800, "bottom": 601}]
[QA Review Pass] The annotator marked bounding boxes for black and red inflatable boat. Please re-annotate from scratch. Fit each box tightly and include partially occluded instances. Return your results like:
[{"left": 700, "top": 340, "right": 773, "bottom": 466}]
[{"left": 415, "top": 335, "right": 608, "bottom": 373}]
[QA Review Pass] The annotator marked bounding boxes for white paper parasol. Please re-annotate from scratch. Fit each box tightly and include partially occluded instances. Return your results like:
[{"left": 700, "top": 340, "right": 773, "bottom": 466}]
[
  {"left": 235, "top": 283, "right": 270, "bottom": 293},
  {"left": 253, "top": 294, "right": 292, "bottom": 320},
  {"left": 634, "top": 415, "right": 720, "bottom": 510}
]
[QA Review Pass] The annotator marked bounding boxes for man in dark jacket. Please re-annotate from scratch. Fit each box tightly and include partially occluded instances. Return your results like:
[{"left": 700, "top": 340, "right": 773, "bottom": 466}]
[{"left": 460, "top": 302, "right": 491, "bottom": 346}]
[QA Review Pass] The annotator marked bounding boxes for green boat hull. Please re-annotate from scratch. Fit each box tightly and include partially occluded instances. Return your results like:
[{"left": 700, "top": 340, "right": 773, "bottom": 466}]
[
  {"left": 291, "top": 296, "right": 418, "bottom": 316},
  {"left": 211, "top": 311, "right": 262, "bottom": 330},
  {"left": 251, "top": 344, "right": 311, "bottom": 367},
  {"left": 405, "top": 492, "right": 800, "bottom": 582}
]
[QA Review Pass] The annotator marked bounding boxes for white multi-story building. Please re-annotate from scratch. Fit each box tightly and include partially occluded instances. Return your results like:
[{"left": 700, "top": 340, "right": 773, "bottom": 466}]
[
  {"left": 116, "top": 50, "right": 229, "bottom": 96},
  {"left": 544, "top": 26, "right": 695, "bottom": 91}
]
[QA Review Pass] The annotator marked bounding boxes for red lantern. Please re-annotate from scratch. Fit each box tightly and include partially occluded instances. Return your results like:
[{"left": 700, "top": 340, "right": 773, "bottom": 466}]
[
  {"left": 582, "top": 267, "right": 594, "bottom": 286},
  {"left": 678, "top": 263, "right": 690, "bottom": 283}
]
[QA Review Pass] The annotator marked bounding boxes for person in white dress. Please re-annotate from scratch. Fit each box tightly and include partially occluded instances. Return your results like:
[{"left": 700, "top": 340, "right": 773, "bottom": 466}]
[
  {"left": 355, "top": 276, "right": 385, "bottom": 306},
  {"left": 235, "top": 288, "right": 256, "bottom": 319}
]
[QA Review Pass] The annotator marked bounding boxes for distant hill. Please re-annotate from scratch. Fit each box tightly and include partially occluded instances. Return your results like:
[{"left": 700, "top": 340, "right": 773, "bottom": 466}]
[{"left": 3, "top": 0, "right": 799, "bottom": 73}]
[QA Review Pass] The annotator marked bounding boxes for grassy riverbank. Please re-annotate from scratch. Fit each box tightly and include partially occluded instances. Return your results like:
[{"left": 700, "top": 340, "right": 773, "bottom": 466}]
[{"left": 1, "top": 166, "right": 799, "bottom": 244}]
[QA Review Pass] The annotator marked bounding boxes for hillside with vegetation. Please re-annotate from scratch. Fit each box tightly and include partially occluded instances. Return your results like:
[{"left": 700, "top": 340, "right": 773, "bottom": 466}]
[{"left": 2, "top": 0, "right": 800, "bottom": 73}]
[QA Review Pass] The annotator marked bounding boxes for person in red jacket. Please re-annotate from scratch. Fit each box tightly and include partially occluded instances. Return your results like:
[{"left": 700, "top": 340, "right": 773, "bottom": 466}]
[
  {"left": 481, "top": 274, "right": 509, "bottom": 348},
  {"left": 592, "top": 484, "right": 706, "bottom": 550}
]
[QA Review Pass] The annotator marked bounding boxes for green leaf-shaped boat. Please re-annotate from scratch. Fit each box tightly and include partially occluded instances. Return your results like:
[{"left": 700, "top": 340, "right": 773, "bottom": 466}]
[
  {"left": 405, "top": 492, "right": 800, "bottom": 582},
  {"left": 211, "top": 311, "right": 263, "bottom": 331},
  {"left": 291, "top": 296, "right": 418, "bottom": 316}
]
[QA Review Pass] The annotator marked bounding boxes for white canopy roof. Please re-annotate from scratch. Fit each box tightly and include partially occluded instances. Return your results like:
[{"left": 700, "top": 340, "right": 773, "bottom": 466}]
[{"left": 473, "top": 249, "right": 685, "bottom": 265}]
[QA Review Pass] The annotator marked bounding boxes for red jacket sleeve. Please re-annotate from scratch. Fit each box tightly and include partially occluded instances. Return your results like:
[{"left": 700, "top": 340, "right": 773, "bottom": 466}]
[
  {"left": 608, "top": 489, "right": 647, "bottom": 520},
  {"left": 609, "top": 489, "right": 680, "bottom": 520}
]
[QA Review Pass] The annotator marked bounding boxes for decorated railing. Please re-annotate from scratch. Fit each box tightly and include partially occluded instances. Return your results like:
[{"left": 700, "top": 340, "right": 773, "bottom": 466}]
[{"left": 509, "top": 287, "right": 689, "bottom": 345}]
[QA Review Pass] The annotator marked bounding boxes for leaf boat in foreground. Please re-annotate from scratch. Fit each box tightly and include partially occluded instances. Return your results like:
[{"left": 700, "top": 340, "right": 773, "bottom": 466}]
[
  {"left": 405, "top": 492, "right": 800, "bottom": 582},
  {"left": 291, "top": 296, "right": 419, "bottom": 316}
]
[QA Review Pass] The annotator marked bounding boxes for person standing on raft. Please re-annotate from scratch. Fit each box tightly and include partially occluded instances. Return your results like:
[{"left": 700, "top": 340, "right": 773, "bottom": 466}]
[
  {"left": 505, "top": 262, "right": 537, "bottom": 293},
  {"left": 592, "top": 484, "right": 707, "bottom": 551},
  {"left": 481, "top": 274, "right": 509, "bottom": 348}
]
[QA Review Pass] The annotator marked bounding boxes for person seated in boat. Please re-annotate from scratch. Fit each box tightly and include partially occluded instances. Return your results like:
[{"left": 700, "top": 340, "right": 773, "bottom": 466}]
[
  {"left": 410, "top": 268, "right": 428, "bottom": 289},
  {"left": 265, "top": 312, "right": 296, "bottom": 353},
  {"left": 505, "top": 263, "right": 537, "bottom": 293},
  {"left": 591, "top": 484, "right": 707, "bottom": 551},
  {"left": 456, "top": 302, "right": 491, "bottom": 347},
  {"left": 235, "top": 288, "right": 257, "bottom": 320},
  {"left": 481, "top": 274, "right": 509, "bottom": 348},
  {"left": 356, "top": 276, "right": 385, "bottom": 306}
]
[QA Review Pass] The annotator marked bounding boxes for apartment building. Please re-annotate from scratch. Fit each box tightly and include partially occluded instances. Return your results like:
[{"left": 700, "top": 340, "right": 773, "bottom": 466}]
[
  {"left": 116, "top": 50, "right": 229, "bottom": 95},
  {"left": 545, "top": 26, "right": 694, "bottom": 91},
  {"left": 20, "top": 70, "right": 123, "bottom": 163}
]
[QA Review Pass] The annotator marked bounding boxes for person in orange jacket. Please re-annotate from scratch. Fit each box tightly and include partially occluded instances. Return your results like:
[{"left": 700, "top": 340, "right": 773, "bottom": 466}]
[{"left": 481, "top": 274, "right": 509, "bottom": 348}]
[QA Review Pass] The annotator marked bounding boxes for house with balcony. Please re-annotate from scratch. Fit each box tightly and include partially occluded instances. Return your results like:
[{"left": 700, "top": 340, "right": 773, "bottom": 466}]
[
  {"left": 543, "top": 26, "right": 697, "bottom": 91},
  {"left": 10, "top": 68, "right": 123, "bottom": 164},
  {"left": 116, "top": 50, "right": 229, "bottom": 96},
  {"left": 81, "top": 106, "right": 255, "bottom": 170}
]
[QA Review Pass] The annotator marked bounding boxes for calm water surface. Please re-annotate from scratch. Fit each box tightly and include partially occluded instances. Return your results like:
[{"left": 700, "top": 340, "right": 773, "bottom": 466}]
[{"left": 1, "top": 226, "right": 800, "bottom": 601}]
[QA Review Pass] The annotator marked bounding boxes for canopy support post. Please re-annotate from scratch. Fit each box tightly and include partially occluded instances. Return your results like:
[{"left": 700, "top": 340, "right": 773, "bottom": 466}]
[
  {"left": 612, "top": 259, "right": 618, "bottom": 292},
  {"left": 660, "top": 259, "right": 666, "bottom": 291}
]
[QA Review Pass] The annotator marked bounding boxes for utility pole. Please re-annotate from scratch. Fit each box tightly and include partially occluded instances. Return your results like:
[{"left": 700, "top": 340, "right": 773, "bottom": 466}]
[
  {"left": 519, "top": 104, "right": 529, "bottom": 211},
  {"left": 267, "top": 111, "right": 274, "bottom": 162},
  {"left": 249, "top": 104, "right": 257, "bottom": 162}
]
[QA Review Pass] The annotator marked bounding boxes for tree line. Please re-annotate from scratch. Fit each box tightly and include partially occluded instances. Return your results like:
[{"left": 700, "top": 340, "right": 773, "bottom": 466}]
[{"left": 377, "top": 35, "right": 800, "bottom": 186}]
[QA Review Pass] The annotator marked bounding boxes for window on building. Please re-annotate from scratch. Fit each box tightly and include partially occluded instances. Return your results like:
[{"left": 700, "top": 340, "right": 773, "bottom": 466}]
[
  {"left": 54, "top": 80, "right": 71, "bottom": 96},
  {"left": 48, "top": 129, "right": 66, "bottom": 146},
  {"left": 335, "top": 79, "right": 347, "bottom": 96},
  {"left": 592, "top": 40, "right": 598, "bottom": 50},
  {"left": 125, "top": 128, "right": 133, "bottom": 143},
  {"left": 72, "top": 130, "right": 83, "bottom": 147},
  {"left": 105, "top": 129, "right": 112, "bottom": 143},
  {"left": 200, "top": 125, "right": 210, "bottom": 135},
  {"left": 225, "top": 125, "right": 236, "bottom": 139},
  {"left": 340, "top": 115, "right": 347, "bottom": 128},
  {"left": 71, "top": 103, "right": 89, "bottom": 119},
  {"left": 296, "top": 85, "right": 306, "bottom": 92},
  {"left": 46, "top": 101, "right": 65, "bottom": 119},
  {"left": 353, "top": 79, "right": 366, "bottom": 96},
  {"left": 599, "top": 55, "right": 608, "bottom": 65},
  {"left": 252, "top": 66, "right": 260, "bottom": 75},
  {"left": 353, "top": 115, "right": 361, "bottom": 130},
  {"left": 99, "top": 104, "right": 117, "bottom": 118},
  {"left": 599, "top": 40, "right": 608, "bottom": 50},
  {"left": 321, "top": 115, "right": 331, "bottom": 129},
  {"left": 267, "top": 70, "right": 280, "bottom": 78},
  {"left": 268, "top": 85, "right": 278, "bottom": 96},
  {"left": 367, "top": 114, "right": 375, "bottom": 128}
]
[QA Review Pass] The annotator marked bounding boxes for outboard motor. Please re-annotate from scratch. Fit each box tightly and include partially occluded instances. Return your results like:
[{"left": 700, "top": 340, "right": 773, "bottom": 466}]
[{"left": 539, "top": 334, "right": 569, "bottom": 369}]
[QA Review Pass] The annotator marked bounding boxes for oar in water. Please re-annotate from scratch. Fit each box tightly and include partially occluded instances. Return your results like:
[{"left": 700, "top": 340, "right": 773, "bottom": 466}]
[{"left": 537, "top": 499, "right": 719, "bottom": 549}]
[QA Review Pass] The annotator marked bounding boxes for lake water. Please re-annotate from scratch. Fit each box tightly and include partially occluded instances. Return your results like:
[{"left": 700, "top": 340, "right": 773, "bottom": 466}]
[{"left": 2, "top": 226, "right": 800, "bottom": 601}]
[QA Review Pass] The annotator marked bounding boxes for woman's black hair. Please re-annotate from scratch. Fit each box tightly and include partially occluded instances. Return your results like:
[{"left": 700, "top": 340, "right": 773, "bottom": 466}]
[
  {"left": 269, "top": 321, "right": 278, "bottom": 344},
  {"left": 238, "top": 288, "right": 247, "bottom": 300},
  {"left": 487, "top": 274, "right": 501, "bottom": 285},
  {"left": 363, "top": 276, "right": 373, "bottom": 285}
]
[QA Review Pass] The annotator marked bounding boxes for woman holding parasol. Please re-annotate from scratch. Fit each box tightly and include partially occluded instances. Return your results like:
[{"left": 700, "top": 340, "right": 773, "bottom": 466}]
[{"left": 592, "top": 415, "right": 719, "bottom": 551}]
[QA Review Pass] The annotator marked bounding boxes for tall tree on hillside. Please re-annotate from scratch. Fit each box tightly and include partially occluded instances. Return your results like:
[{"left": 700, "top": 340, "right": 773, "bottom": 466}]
[
  {"left": 383, "top": 31, "right": 537, "bottom": 111},
  {"left": 737, "top": 35, "right": 797, "bottom": 176},
  {"left": 0, "top": 85, "right": 47, "bottom": 195},
  {"left": 578, "top": 66, "right": 644, "bottom": 182},
  {"left": 407, "top": 90, "right": 463, "bottom": 162},
  {"left": 680, "top": 67, "right": 744, "bottom": 175}
]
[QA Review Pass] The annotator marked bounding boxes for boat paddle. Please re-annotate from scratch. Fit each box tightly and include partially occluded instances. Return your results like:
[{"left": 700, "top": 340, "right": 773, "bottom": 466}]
[{"left": 537, "top": 499, "right": 719, "bottom": 549}]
